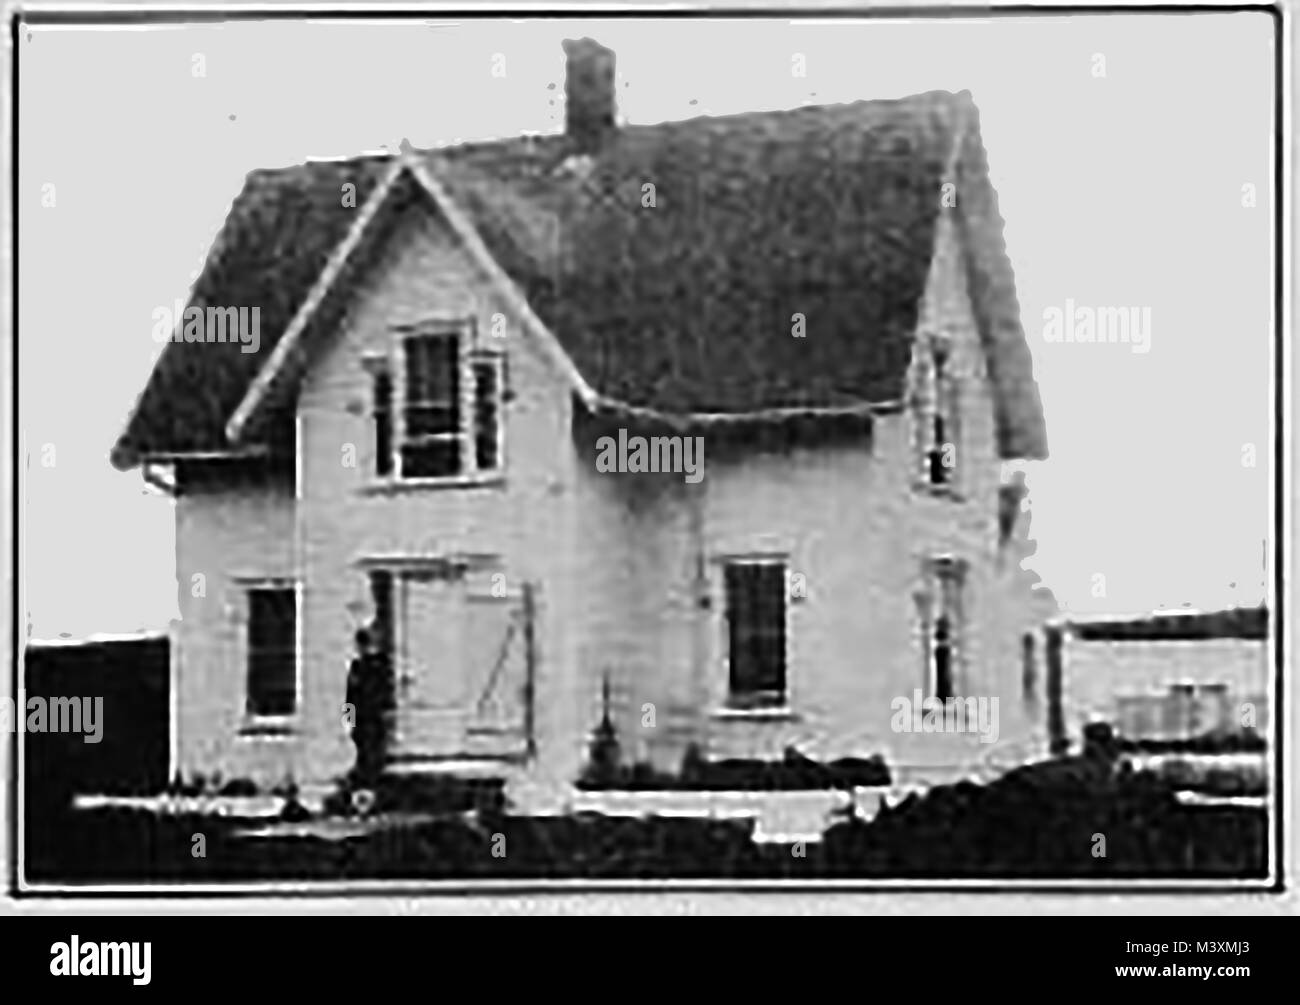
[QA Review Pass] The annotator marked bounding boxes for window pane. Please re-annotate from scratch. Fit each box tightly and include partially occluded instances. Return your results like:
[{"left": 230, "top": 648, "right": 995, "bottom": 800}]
[
  {"left": 403, "top": 336, "right": 460, "bottom": 461},
  {"left": 401, "top": 439, "right": 462, "bottom": 479},
  {"left": 929, "top": 561, "right": 963, "bottom": 701},
  {"left": 404, "top": 335, "right": 459, "bottom": 406},
  {"left": 473, "top": 359, "right": 501, "bottom": 471},
  {"left": 933, "top": 614, "right": 954, "bottom": 701},
  {"left": 247, "top": 588, "right": 296, "bottom": 717},
  {"left": 929, "top": 447, "right": 950, "bottom": 486},
  {"left": 725, "top": 563, "right": 786, "bottom": 701},
  {"left": 406, "top": 403, "right": 458, "bottom": 437}
]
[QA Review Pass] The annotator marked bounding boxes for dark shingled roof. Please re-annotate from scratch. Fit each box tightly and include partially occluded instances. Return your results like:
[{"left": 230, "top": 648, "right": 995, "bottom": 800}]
[
  {"left": 115, "top": 157, "right": 392, "bottom": 461},
  {"left": 1069, "top": 606, "right": 1268, "bottom": 642},
  {"left": 112, "top": 90, "right": 1047, "bottom": 468}
]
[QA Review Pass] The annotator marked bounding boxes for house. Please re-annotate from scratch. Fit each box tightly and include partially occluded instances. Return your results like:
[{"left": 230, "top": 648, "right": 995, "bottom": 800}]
[
  {"left": 112, "top": 38, "right": 1053, "bottom": 810},
  {"left": 1044, "top": 607, "right": 1271, "bottom": 754}
]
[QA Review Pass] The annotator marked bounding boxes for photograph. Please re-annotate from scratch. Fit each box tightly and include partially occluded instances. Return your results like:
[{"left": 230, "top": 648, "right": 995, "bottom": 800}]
[{"left": 9, "top": 6, "right": 1282, "bottom": 898}]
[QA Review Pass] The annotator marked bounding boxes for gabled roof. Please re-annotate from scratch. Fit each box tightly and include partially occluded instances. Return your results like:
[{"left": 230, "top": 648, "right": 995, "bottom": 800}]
[{"left": 112, "top": 90, "right": 1047, "bottom": 469}]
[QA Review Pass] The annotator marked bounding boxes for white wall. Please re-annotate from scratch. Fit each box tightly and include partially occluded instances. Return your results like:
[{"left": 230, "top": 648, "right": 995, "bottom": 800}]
[
  {"left": 173, "top": 477, "right": 297, "bottom": 785},
  {"left": 172, "top": 179, "right": 1058, "bottom": 798},
  {"left": 294, "top": 195, "right": 587, "bottom": 799},
  {"left": 1060, "top": 636, "right": 1270, "bottom": 744},
  {"left": 584, "top": 211, "right": 1056, "bottom": 785}
]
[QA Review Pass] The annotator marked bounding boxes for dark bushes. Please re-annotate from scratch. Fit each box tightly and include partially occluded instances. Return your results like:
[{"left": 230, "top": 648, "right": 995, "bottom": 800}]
[
  {"left": 821, "top": 762, "right": 1267, "bottom": 878},
  {"left": 24, "top": 761, "right": 1266, "bottom": 884},
  {"left": 577, "top": 745, "right": 891, "bottom": 791}
]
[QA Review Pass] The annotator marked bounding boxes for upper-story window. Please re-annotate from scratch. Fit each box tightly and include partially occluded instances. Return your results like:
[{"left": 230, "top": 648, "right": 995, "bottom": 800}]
[
  {"left": 403, "top": 332, "right": 462, "bottom": 478},
  {"left": 367, "top": 323, "right": 504, "bottom": 481},
  {"left": 918, "top": 333, "right": 958, "bottom": 491}
]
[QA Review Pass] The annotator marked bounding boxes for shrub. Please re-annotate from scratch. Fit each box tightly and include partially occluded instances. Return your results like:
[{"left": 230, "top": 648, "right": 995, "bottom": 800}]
[{"left": 217, "top": 777, "right": 260, "bottom": 798}]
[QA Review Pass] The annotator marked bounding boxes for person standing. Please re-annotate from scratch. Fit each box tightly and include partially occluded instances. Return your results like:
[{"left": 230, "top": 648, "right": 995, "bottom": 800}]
[{"left": 345, "top": 627, "right": 394, "bottom": 786}]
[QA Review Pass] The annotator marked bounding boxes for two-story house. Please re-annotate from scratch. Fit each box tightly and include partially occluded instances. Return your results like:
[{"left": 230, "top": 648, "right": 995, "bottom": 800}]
[{"left": 112, "top": 38, "right": 1052, "bottom": 810}]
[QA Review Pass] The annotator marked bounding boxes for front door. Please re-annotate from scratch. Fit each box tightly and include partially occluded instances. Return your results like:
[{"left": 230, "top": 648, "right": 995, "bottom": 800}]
[
  {"left": 394, "top": 568, "right": 468, "bottom": 757},
  {"left": 386, "top": 565, "right": 531, "bottom": 760}
]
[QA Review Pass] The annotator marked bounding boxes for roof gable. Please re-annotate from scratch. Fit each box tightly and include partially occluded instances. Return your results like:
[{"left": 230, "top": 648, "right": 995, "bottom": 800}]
[{"left": 112, "top": 90, "right": 1047, "bottom": 469}]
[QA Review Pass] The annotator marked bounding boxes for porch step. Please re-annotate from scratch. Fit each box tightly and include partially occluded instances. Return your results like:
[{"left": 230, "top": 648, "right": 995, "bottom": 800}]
[
  {"left": 374, "top": 760, "right": 508, "bottom": 815},
  {"left": 384, "top": 756, "right": 517, "bottom": 779}
]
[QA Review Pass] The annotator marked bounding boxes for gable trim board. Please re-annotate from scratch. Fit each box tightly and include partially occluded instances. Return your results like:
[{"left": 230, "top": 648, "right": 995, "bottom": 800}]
[{"left": 223, "top": 159, "right": 405, "bottom": 445}]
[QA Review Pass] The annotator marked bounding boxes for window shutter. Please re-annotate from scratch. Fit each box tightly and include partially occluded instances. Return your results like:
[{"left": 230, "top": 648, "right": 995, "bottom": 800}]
[
  {"left": 373, "top": 370, "right": 393, "bottom": 476},
  {"left": 472, "top": 356, "right": 502, "bottom": 472}
]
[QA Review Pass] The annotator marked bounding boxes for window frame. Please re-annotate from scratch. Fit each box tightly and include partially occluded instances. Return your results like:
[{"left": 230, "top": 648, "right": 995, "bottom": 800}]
[
  {"left": 913, "top": 331, "right": 961, "bottom": 498},
  {"left": 720, "top": 557, "right": 790, "bottom": 711},
  {"left": 242, "top": 580, "right": 300, "bottom": 724},
  {"left": 919, "top": 556, "right": 967, "bottom": 701},
  {"left": 400, "top": 327, "right": 465, "bottom": 480},
  {"left": 371, "top": 319, "right": 506, "bottom": 487}
]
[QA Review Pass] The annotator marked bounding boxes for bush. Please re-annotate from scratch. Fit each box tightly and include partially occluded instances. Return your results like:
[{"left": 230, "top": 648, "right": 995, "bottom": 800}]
[
  {"left": 822, "top": 758, "right": 1267, "bottom": 878},
  {"left": 577, "top": 746, "right": 890, "bottom": 791},
  {"left": 217, "top": 777, "right": 260, "bottom": 798}
]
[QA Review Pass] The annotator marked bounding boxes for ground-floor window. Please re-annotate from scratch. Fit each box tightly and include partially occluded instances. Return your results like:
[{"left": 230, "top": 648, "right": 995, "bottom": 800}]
[
  {"left": 922, "top": 556, "right": 967, "bottom": 701},
  {"left": 245, "top": 585, "right": 297, "bottom": 717},
  {"left": 724, "top": 559, "right": 788, "bottom": 709}
]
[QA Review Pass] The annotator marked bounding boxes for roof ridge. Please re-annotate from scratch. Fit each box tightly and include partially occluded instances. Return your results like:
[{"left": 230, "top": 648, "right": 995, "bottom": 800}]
[{"left": 240, "top": 89, "right": 975, "bottom": 181}]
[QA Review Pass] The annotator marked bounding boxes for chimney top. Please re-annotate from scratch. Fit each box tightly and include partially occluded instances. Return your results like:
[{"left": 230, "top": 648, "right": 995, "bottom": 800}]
[{"left": 562, "top": 37, "right": 616, "bottom": 154}]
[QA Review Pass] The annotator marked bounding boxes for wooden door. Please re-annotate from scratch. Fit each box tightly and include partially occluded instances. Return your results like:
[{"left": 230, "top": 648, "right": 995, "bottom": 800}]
[{"left": 393, "top": 569, "right": 467, "bottom": 757}]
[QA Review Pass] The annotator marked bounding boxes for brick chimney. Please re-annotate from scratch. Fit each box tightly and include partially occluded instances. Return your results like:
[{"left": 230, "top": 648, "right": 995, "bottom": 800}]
[{"left": 563, "top": 37, "right": 616, "bottom": 153}]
